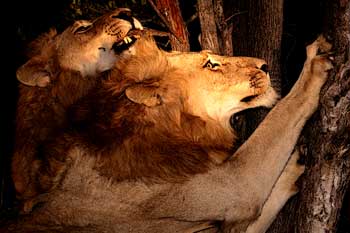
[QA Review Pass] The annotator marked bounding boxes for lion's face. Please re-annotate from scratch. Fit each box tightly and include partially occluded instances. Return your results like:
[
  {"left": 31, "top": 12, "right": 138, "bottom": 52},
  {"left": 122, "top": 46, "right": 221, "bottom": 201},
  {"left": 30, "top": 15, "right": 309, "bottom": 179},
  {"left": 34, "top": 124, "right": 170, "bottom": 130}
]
[
  {"left": 57, "top": 8, "right": 142, "bottom": 77},
  {"left": 16, "top": 8, "right": 143, "bottom": 87},
  {"left": 166, "top": 51, "right": 279, "bottom": 127}
]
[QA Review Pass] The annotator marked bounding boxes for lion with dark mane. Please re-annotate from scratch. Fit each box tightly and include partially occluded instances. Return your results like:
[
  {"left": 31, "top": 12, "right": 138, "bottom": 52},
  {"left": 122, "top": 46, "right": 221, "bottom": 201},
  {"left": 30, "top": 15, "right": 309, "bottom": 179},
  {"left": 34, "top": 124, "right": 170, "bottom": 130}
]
[{"left": 9, "top": 12, "right": 333, "bottom": 233}]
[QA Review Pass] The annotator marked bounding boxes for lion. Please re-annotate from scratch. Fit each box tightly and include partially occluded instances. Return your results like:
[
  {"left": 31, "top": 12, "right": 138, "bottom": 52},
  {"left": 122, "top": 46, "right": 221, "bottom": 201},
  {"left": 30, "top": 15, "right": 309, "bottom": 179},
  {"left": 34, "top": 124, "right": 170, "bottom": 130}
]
[
  {"left": 9, "top": 33, "right": 332, "bottom": 233},
  {"left": 12, "top": 8, "right": 143, "bottom": 204}
]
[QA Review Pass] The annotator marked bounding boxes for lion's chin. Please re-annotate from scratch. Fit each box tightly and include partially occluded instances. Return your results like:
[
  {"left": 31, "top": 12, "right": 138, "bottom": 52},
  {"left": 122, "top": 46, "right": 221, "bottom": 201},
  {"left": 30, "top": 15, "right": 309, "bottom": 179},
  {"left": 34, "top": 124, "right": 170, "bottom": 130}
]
[
  {"left": 254, "top": 87, "right": 280, "bottom": 108},
  {"left": 240, "top": 87, "right": 280, "bottom": 109}
]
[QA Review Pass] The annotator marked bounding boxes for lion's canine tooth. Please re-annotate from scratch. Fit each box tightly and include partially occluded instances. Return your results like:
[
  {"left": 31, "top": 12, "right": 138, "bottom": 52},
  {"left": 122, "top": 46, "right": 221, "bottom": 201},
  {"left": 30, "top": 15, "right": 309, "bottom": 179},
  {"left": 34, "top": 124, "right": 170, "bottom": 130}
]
[{"left": 132, "top": 17, "right": 143, "bottom": 30}]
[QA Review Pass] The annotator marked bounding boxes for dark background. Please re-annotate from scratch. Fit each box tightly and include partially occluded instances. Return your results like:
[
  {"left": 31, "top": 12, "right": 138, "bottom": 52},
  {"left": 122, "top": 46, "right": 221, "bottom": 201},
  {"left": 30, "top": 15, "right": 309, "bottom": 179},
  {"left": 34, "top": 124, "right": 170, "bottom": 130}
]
[{"left": 1, "top": 0, "right": 349, "bottom": 231}]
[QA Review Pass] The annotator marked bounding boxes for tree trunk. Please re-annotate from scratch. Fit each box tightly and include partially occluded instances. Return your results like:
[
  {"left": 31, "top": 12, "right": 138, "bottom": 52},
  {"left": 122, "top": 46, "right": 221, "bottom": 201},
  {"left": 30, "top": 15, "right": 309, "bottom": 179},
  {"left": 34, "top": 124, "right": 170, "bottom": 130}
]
[
  {"left": 213, "top": 0, "right": 234, "bottom": 56},
  {"left": 197, "top": 0, "right": 233, "bottom": 56},
  {"left": 230, "top": 0, "right": 284, "bottom": 140},
  {"left": 268, "top": 1, "right": 350, "bottom": 232},
  {"left": 232, "top": 0, "right": 283, "bottom": 94},
  {"left": 148, "top": 0, "right": 190, "bottom": 51},
  {"left": 197, "top": 0, "right": 220, "bottom": 54}
]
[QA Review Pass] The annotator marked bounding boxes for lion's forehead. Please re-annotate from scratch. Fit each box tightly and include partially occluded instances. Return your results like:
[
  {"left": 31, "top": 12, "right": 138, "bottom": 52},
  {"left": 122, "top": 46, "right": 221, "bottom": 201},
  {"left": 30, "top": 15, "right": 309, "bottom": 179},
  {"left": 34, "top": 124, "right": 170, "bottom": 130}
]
[{"left": 204, "top": 54, "right": 267, "bottom": 69}]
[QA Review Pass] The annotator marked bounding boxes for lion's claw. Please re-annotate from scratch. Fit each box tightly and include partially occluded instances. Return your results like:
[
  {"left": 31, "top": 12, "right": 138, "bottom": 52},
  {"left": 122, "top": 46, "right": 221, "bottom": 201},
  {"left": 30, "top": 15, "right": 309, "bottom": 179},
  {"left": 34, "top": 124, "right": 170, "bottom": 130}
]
[{"left": 307, "top": 35, "right": 332, "bottom": 59}]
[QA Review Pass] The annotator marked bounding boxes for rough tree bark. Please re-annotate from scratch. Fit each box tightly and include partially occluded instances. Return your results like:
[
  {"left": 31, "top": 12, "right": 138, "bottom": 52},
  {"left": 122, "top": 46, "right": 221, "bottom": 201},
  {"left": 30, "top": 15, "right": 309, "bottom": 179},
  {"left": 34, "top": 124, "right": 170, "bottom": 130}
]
[
  {"left": 147, "top": 0, "right": 190, "bottom": 51},
  {"left": 213, "top": 0, "right": 233, "bottom": 55},
  {"left": 197, "top": 0, "right": 220, "bottom": 54},
  {"left": 197, "top": 0, "right": 233, "bottom": 56},
  {"left": 268, "top": 1, "right": 350, "bottom": 232}
]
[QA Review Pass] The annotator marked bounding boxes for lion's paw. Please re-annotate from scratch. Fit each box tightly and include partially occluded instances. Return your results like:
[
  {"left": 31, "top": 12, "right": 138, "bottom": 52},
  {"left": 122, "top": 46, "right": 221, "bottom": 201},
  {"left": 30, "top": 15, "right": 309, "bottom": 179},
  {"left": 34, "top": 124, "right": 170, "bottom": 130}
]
[
  {"left": 306, "top": 35, "right": 332, "bottom": 58},
  {"left": 299, "top": 35, "right": 334, "bottom": 92},
  {"left": 311, "top": 54, "right": 334, "bottom": 79},
  {"left": 307, "top": 35, "right": 334, "bottom": 78}
]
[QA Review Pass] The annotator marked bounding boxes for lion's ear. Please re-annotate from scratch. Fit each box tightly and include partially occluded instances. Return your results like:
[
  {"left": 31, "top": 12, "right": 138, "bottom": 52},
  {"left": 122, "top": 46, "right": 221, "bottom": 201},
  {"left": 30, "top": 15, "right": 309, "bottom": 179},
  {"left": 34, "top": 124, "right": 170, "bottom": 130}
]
[
  {"left": 16, "top": 56, "right": 51, "bottom": 87},
  {"left": 125, "top": 85, "right": 162, "bottom": 107}
]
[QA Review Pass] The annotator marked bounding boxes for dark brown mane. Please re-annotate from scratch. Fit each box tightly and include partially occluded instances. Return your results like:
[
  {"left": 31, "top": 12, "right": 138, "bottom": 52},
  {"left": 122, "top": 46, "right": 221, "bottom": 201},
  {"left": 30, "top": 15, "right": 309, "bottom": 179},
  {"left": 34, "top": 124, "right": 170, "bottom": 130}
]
[
  {"left": 13, "top": 69, "right": 99, "bottom": 197},
  {"left": 14, "top": 9, "right": 143, "bottom": 201},
  {"left": 26, "top": 28, "right": 57, "bottom": 58}
]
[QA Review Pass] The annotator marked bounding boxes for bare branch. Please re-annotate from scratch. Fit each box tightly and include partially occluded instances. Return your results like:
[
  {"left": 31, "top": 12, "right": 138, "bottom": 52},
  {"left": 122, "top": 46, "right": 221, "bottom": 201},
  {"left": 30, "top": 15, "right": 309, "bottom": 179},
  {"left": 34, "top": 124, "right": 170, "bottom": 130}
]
[{"left": 225, "top": 11, "right": 248, "bottom": 23}]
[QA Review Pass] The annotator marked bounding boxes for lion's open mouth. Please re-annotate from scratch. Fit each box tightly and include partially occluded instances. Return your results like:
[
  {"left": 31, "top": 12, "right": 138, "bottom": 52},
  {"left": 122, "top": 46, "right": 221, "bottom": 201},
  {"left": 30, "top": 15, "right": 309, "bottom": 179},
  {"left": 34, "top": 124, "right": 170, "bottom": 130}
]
[
  {"left": 111, "top": 11, "right": 143, "bottom": 54},
  {"left": 112, "top": 34, "right": 138, "bottom": 53},
  {"left": 230, "top": 107, "right": 268, "bottom": 137}
]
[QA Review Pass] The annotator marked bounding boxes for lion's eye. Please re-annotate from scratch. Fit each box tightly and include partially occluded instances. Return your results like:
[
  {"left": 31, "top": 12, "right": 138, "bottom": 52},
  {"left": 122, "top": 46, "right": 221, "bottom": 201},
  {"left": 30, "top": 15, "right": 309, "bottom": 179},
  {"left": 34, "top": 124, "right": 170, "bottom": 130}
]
[
  {"left": 74, "top": 25, "right": 92, "bottom": 34},
  {"left": 203, "top": 59, "right": 220, "bottom": 69},
  {"left": 72, "top": 21, "right": 93, "bottom": 34}
]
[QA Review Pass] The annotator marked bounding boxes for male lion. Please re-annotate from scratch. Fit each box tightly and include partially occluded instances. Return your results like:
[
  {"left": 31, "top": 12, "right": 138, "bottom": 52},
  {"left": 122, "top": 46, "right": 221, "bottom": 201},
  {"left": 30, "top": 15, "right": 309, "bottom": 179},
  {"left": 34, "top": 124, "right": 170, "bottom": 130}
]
[
  {"left": 12, "top": 8, "right": 143, "bottom": 205},
  {"left": 9, "top": 33, "right": 332, "bottom": 233}
]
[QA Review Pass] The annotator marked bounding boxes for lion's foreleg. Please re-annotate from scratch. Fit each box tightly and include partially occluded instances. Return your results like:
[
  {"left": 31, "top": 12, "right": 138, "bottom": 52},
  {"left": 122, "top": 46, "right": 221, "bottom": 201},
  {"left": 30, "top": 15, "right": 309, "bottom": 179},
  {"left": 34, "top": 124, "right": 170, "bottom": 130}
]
[
  {"left": 245, "top": 150, "right": 305, "bottom": 233},
  {"left": 226, "top": 35, "right": 333, "bottom": 206},
  {"left": 158, "top": 36, "right": 332, "bottom": 230}
]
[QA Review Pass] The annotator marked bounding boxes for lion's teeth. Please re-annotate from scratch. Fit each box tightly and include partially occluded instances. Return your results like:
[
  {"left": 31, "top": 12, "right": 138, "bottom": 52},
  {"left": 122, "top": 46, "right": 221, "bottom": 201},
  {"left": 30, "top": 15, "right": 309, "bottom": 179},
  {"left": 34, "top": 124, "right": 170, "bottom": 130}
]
[{"left": 123, "top": 36, "right": 132, "bottom": 44}]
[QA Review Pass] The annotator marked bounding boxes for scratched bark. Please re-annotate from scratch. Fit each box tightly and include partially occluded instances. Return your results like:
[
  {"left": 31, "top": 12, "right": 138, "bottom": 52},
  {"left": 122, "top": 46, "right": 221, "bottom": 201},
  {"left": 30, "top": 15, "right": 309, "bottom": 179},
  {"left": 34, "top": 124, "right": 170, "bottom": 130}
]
[{"left": 268, "top": 1, "right": 350, "bottom": 232}]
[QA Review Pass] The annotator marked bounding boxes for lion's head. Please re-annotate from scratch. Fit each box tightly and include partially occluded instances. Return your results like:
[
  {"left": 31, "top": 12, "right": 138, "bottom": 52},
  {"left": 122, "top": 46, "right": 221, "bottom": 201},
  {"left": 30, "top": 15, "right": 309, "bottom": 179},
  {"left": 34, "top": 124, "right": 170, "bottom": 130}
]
[
  {"left": 16, "top": 8, "right": 143, "bottom": 87},
  {"left": 166, "top": 51, "right": 278, "bottom": 129},
  {"left": 111, "top": 36, "right": 278, "bottom": 131}
]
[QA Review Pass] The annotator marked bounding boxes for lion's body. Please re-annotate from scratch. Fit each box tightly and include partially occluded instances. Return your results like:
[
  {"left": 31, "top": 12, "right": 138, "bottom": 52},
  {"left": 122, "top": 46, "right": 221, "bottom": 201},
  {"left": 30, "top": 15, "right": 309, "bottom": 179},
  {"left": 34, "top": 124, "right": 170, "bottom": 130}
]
[{"left": 10, "top": 32, "right": 332, "bottom": 233}]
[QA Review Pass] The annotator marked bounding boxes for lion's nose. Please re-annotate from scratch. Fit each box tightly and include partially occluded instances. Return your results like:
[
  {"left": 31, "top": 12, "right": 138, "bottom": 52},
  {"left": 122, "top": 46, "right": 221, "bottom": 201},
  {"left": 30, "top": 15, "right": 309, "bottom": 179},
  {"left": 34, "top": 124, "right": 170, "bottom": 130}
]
[{"left": 259, "top": 64, "right": 269, "bottom": 74}]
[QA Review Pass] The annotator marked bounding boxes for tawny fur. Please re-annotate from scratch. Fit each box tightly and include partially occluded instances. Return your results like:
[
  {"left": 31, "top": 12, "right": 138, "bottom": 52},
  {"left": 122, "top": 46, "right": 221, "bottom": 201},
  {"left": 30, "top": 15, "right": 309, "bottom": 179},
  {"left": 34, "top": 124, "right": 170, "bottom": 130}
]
[
  {"left": 12, "top": 8, "right": 142, "bottom": 201},
  {"left": 7, "top": 34, "right": 333, "bottom": 233}
]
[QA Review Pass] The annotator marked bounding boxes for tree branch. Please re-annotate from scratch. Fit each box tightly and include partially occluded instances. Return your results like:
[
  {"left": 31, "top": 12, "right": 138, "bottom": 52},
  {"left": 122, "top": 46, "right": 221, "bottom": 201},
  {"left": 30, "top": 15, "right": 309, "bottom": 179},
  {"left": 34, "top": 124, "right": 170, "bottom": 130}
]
[
  {"left": 147, "top": 0, "right": 190, "bottom": 51},
  {"left": 147, "top": 0, "right": 182, "bottom": 43}
]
